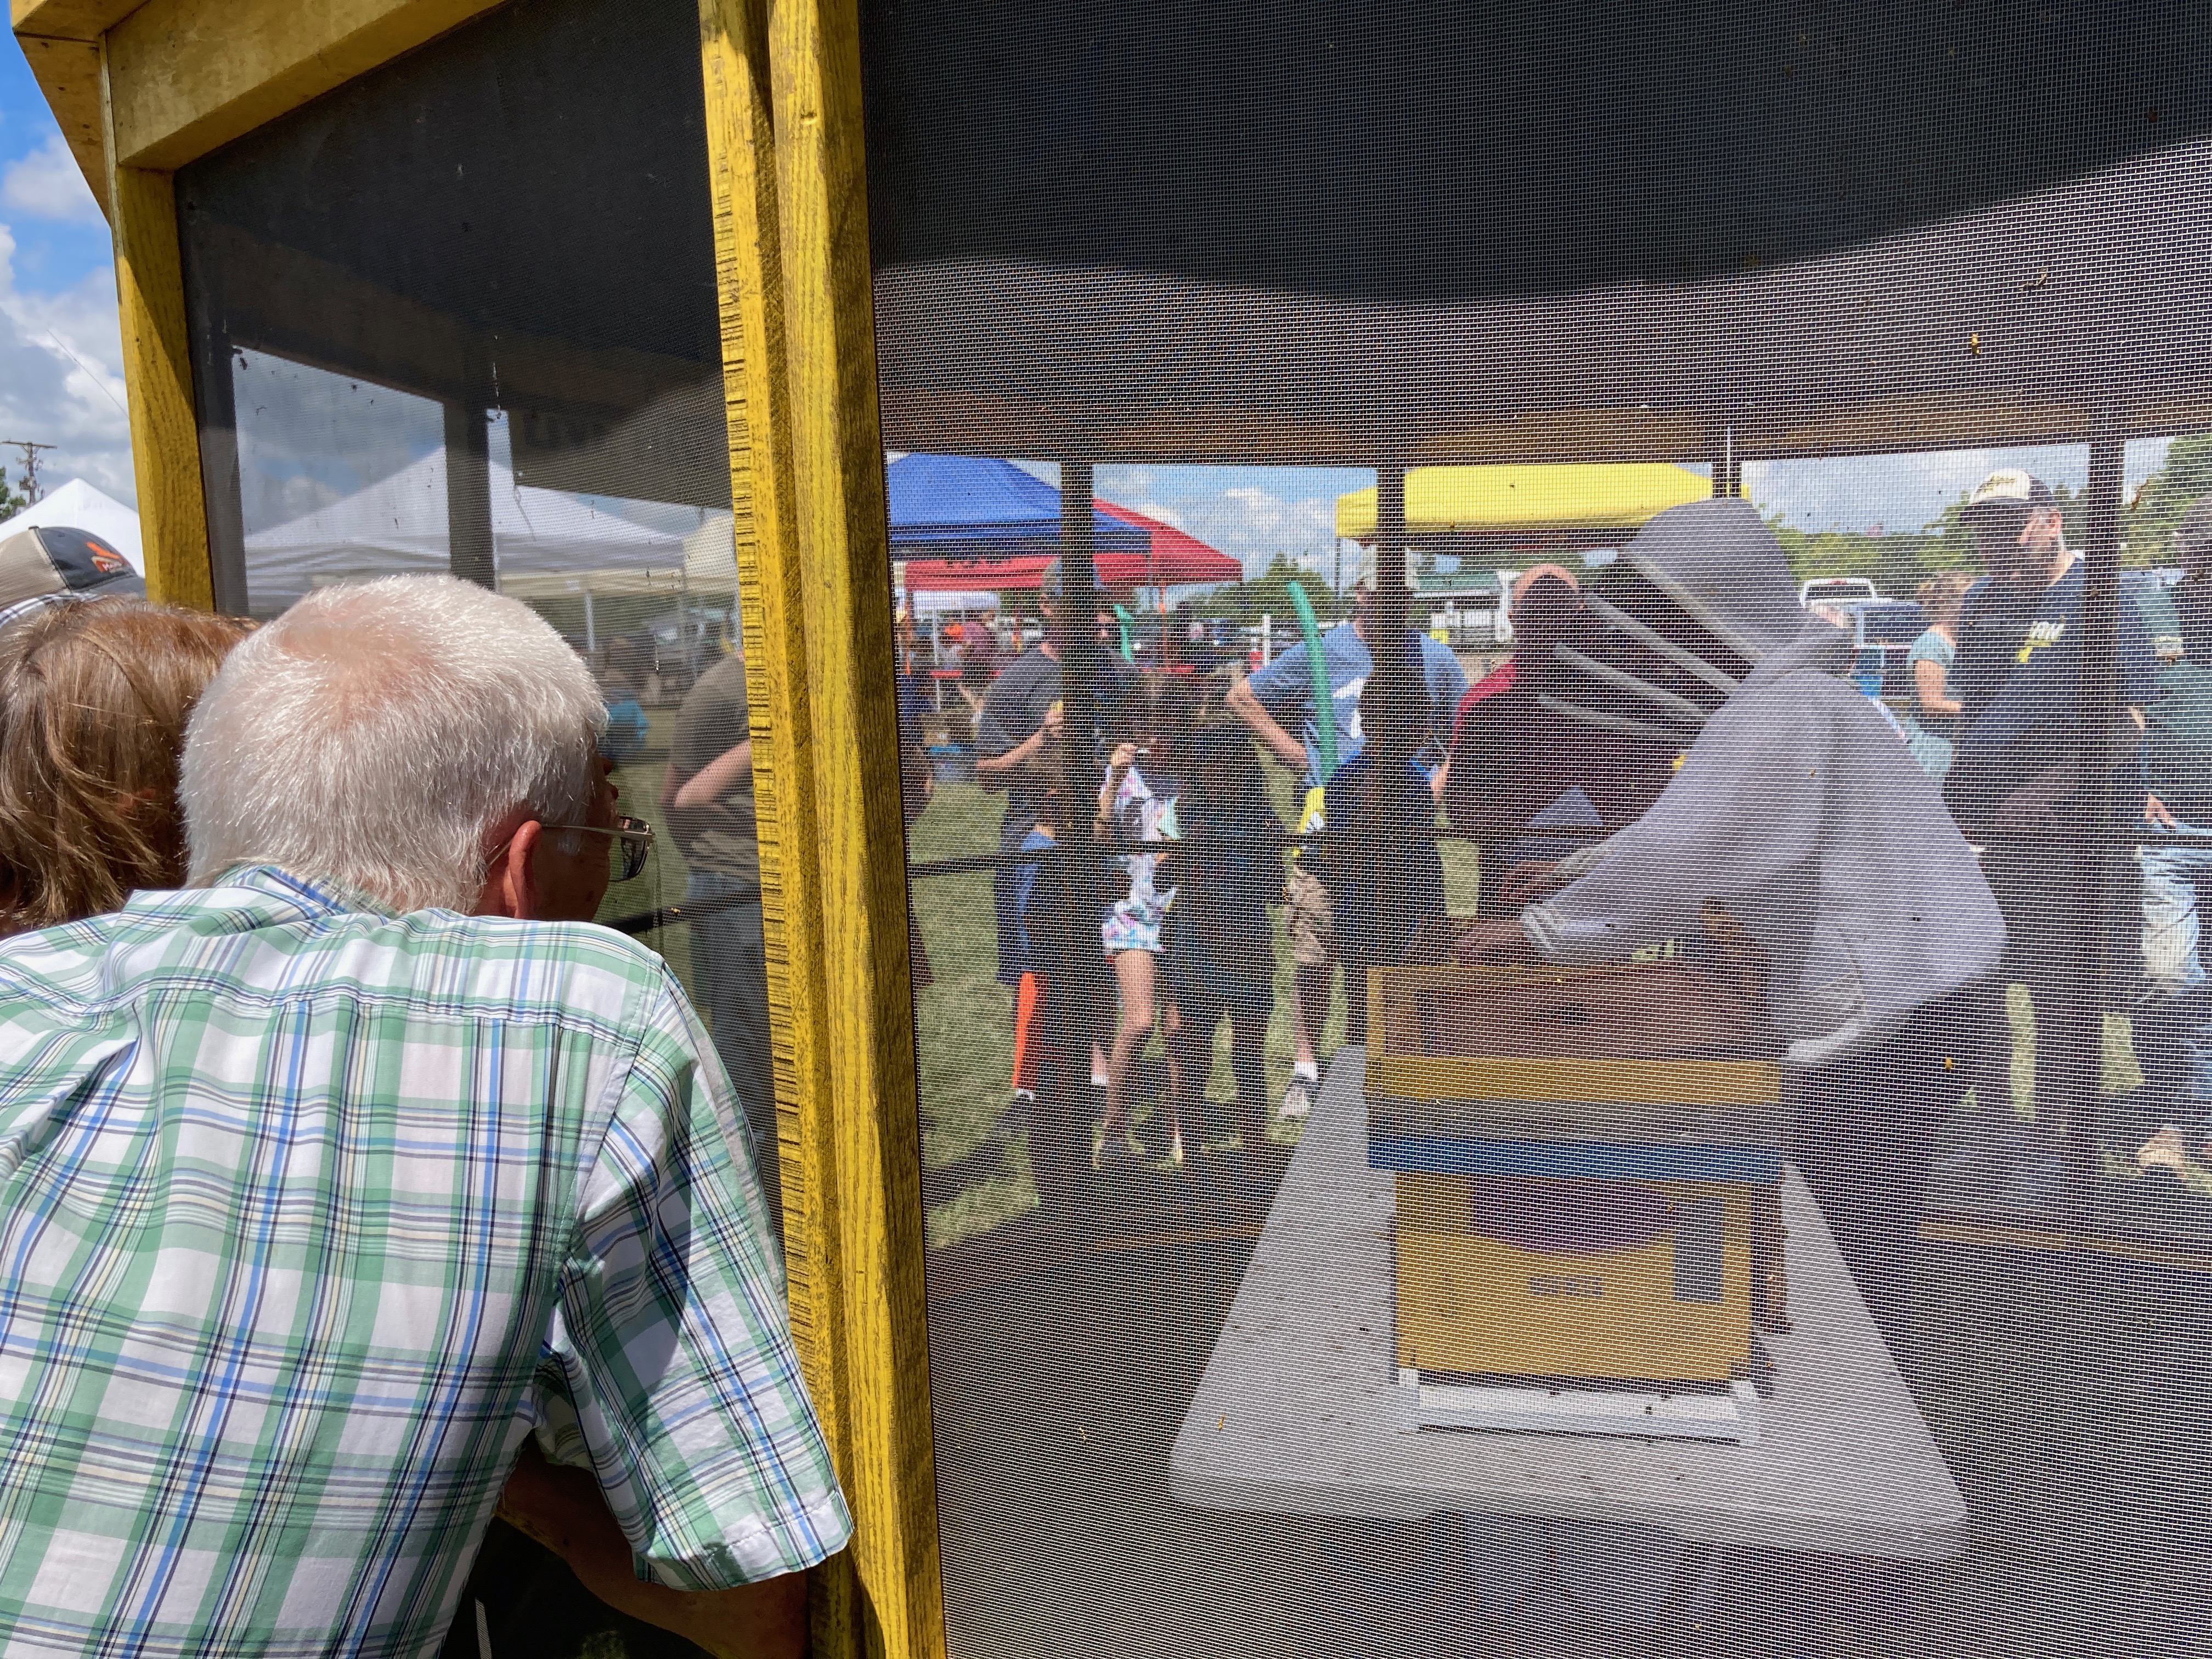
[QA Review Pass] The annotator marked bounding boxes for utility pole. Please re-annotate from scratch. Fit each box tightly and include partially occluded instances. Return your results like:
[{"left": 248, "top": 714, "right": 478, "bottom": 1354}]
[{"left": 2, "top": 439, "right": 56, "bottom": 504}]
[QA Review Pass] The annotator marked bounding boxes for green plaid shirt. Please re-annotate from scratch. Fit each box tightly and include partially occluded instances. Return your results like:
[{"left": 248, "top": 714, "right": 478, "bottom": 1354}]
[{"left": 0, "top": 866, "right": 850, "bottom": 1657}]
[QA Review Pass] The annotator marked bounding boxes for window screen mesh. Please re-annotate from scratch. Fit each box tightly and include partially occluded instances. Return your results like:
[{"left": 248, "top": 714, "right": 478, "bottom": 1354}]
[
  {"left": 863, "top": 6, "right": 2212, "bottom": 1659},
  {"left": 163, "top": 1, "right": 2212, "bottom": 1655}
]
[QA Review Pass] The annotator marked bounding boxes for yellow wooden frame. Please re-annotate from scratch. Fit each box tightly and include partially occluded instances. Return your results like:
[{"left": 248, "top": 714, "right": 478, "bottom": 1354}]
[
  {"left": 15, "top": 3, "right": 944, "bottom": 1656},
  {"left": 699, "top": 3, "right": 941, "bottom": 1657}
]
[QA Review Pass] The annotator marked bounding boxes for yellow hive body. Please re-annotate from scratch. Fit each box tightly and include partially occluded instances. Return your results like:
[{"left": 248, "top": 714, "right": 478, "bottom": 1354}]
[
  {"left": 1367, "top": 963, "right": 1782, "bottom": 1389},
  {"left": 1393, "top": 1171, "right": 1757, "bottom": 1384}
]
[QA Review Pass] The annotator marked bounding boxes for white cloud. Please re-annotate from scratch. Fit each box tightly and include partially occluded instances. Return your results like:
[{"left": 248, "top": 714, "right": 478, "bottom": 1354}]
[
  {"left": 231, "top": 348, "right": 442, "bottom": 533},
  {"left": 1188, "top": 486, "right": 1335, "bottom": 569},
  {"left": 0, "top": 222, "right": 135, "bottom": 504},
  {"left": 1, "top": 134, "right": 103, "bottom": 226},
  {"left": 1096, "top": 464, "right": 1354, "bottom": 582}
]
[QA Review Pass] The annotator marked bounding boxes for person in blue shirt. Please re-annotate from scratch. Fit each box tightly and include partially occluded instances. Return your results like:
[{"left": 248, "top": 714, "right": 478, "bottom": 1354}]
[
  {"left": 592, "top": 637, "right": 652, "bottom": 766},
  {"left": 1225, "top": 564, "right": 1468, "bottom": 1119}
]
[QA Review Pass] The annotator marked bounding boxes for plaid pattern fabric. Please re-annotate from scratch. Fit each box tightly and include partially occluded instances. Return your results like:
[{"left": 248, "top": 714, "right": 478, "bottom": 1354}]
[{"left": 0, "top": 867, "right": 850, "bottom": 1658}]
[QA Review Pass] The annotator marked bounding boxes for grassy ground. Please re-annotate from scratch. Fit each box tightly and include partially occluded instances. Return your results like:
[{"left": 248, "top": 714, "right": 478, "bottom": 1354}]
[
  {"left": 908, "top": 772, "right": 1348, "bottom": 1247},
  {"left": 610, "top": 708, "right": 2208, "bottom": 1233},
  {"left": 595, "top": 707, "right": 695, "bottom": 1002}
]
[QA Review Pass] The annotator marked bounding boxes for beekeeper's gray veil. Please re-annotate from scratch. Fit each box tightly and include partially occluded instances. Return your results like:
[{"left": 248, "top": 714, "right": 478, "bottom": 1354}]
[{"left": 1541, "top": 499, "right": 1814, "bottom": 746}]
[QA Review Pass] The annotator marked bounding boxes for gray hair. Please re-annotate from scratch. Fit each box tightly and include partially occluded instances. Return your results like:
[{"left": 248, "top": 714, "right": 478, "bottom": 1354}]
[{"left": 181, "top": 575, "right": 607, "bottom": 913}]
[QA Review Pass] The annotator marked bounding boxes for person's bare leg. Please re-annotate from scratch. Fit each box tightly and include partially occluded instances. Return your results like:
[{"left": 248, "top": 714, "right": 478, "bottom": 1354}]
[
  {"left": 1291, "top": 964, "right": 1322, "bottom": 1069},
  {"left": 1160, "top": 996, "right": 1185, "bottom": 1163},
  {"left": 499, "top": 1438, "right": 807, "bottom": 1659},
  {"left": 1102, "top": 949, "right": 1157, "bottom": 1155},
  {"left": 1167, "top": 1003, "right": 1211, "bottom": 1152}
]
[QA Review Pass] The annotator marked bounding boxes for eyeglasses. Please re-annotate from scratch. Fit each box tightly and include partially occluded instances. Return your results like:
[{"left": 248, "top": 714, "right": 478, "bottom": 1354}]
[{"left": 540, "top": 814, "right": 654, "bottom": 881}]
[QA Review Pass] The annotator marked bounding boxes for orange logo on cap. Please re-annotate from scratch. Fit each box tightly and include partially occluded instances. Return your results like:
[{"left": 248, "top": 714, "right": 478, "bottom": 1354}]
[{"left": 86, "top": 540, "right": 129, "bottom": 575}]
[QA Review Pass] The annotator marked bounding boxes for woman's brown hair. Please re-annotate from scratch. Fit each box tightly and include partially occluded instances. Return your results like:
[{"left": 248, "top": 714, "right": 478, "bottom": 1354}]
[
  {"left": 1916, "top": 569, "right": 1976, "bottom": 627},
  {"left": 0, "top": 599, "right": 251, "bottom": 936}
]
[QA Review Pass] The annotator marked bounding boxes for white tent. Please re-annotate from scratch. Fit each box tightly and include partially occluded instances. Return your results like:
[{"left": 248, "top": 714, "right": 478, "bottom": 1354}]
[
  {"left": 0, "top": 479, "right": 144, "bottom": 573},
  {"left": 242, "top": 449, "right": 684, "bottom": 612},
  {"left": 498, "top": 509, "right": 739, "bottom": 605}
]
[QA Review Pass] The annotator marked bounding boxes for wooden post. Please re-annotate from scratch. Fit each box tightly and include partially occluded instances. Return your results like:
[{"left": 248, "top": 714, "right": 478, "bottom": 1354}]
[
  {"left": 2067, "top": 430, "right": 2127, "bottom": 1195},
  {"left": 1707, "top": 427, "right": 1737, "bottom": 499},
  {"left": 1046, "top": 458, "right": 1103, "bottom": 1215},
  {"left": 1059, "top": 459, "right": 1101, "bottom": 807},
  {"left": 1351, "top": 462, "right": 1416, "bottom": 1044},
  {"left": 444, "top": 402, "right": 495, "bottom": 588},
  {"left": 699, "top": 3, "right": 943, "bottom": 1659},
  {"left": 1372, "top": 462, "right": 1413, "bottom": 759},
  {"left": 104, "top": 154, "right": 213, "bottom": 610}
]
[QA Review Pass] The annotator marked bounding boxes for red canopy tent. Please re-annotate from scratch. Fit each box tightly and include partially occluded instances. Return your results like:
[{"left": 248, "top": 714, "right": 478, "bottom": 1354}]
[{"left": 900, "top": 498, "right": 1240, "bottom": 591}]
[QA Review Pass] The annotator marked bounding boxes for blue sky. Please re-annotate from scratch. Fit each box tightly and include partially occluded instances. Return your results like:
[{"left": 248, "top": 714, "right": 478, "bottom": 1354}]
[{"left": 0, "top": 46, "right": 133, "bottom": 504}]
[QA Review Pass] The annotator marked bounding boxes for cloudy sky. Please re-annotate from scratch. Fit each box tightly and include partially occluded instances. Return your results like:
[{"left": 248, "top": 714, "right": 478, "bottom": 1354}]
[
  {"left": 0, "top": 57, "right": 2186, "bottom": 555},
  {"left": 1019, "top": 440, "right": 2182, "bottom": 589},
  {"left": 0, "top": 54, "right": 132, "bottom": 505}
]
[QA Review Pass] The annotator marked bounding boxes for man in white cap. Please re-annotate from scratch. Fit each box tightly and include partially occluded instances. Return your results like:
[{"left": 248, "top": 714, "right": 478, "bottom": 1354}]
[
  {"left": 1457, "top": 498, "right": 2006, "bottom": 1350},
  {"left": 1944, "top": 468, "right": 2155, "bottom": 1131}
]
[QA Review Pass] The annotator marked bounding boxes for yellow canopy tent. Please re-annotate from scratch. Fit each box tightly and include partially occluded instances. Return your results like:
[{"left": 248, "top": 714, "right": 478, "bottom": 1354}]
[{"left": 1335, "top": 462, "right": 1711, "bottom": 543}]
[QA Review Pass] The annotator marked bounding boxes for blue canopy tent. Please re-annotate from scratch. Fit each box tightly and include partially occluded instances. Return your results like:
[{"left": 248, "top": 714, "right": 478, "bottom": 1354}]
[{"left": 887, "top": 453, "right": 1150, "bottom": 562}]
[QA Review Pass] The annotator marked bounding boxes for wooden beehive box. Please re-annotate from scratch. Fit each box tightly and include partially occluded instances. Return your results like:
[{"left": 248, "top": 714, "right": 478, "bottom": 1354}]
[
  {"left": 1368, "top": 963, "right": 1785, "bottom": 1387},
  {"left": 1366, "top": 962, "right": 1787, "bottom": 1152}
]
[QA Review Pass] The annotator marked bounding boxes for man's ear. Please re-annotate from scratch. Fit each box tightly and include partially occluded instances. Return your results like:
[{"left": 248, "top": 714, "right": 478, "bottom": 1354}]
[{"left": 475, "top": 820, "right": 543, "bottom": 919}]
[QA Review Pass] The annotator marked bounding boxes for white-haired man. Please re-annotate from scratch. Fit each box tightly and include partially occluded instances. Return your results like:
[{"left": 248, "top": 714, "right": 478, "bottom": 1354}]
[{"left": 0, "top": 577, "right": 848, "bottom": 1658}]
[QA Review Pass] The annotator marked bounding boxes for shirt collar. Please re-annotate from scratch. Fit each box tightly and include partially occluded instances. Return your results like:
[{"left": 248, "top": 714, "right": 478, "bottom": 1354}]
[{"left": 140, "top": 864, "right": 404, "bottom": 923}]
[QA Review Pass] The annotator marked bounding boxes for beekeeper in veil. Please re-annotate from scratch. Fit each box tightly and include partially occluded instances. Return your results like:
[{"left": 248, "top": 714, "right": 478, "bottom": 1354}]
[{"left": 1457, "top": 498, "right": 2006, "bottom": 1349}]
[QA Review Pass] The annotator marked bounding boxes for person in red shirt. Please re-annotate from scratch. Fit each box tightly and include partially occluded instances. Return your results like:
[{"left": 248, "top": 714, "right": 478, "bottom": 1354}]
[
  {"left": 1436, "top": 562, "right": 1680, "bottom": 912},
  {"left": 1431, "top": 562, "right": 1582, "bottom": 804}
]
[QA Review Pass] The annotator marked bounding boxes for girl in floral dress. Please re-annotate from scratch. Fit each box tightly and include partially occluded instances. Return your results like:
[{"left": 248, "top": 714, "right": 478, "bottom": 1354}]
[{"left": 1093, "top": 675, "right": 1194, "bottom": 1167}]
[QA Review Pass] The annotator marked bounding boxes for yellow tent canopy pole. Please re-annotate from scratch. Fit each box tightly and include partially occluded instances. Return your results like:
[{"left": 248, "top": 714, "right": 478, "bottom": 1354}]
[{"left": 1335, "top": 462, "right": 1711, "bottom": 542}]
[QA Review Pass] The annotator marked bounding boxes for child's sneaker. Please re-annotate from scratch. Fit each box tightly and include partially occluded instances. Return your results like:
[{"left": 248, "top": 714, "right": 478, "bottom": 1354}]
[{"left": 1278, "top": 1077, "right": 1314, "bottom": 1121}]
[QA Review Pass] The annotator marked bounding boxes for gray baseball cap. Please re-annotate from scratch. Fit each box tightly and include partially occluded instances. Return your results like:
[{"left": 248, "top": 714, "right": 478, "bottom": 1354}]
[{"left": 0, "top": 524, "right": 145, "bottom": 631}]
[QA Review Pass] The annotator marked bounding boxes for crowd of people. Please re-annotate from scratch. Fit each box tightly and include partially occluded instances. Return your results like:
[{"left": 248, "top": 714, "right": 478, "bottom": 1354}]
[
  {"left": 952, "top": 555, "right": 1472, "bottom": 1184},
  {"left": 926, "top": 466, "right": 2212, "bottom": 1341},
  {"left": 5, "top": 454, "right": 2212, "bottom": 1650}
]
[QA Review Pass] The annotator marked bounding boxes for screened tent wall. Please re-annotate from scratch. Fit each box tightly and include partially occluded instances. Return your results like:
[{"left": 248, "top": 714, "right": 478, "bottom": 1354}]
[
  {"left": 20, "top": 0, "right": 2212, "bottom": 1657},
  {"left": 173, "top": 15, "right": 799, "bottom": 1650},
  {"left": 864, "top": 7, "right": 2212, "bottom": 1659}
]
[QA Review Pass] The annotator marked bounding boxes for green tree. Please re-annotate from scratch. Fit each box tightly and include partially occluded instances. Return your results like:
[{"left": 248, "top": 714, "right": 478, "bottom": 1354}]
[
  {"left": 1763, "top": 512, "right": 1977, "bottom": 602},
  {"left": 1188, "top": 555, "right": 1349, "bottom": 627},
  {"left": 2123, "top": 433, "right": 2212, "bottom": 567},
  {"left": 0, "top": 471, "right": 26, "bottom": 518},
  {"left": 1756, "top": 477, "right": 2109, "bottom": 603}
]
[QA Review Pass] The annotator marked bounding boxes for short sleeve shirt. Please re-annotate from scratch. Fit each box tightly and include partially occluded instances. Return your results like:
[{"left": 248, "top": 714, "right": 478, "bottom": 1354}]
[
  {"left": 1244, "top": 622, "right": 1470, "bottom": 787},
  {"left": 0, "top": 868, "right": 850, "bottom": 1657},
  {"left": 1905, "top": 627, "right": 1955, "bottom": 676},
  {"left": 974, "top": 647, "right": 1063, "bottom": 849},
  {"left": 670, "top": 653, "right": 760, "bottom": 893}
]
